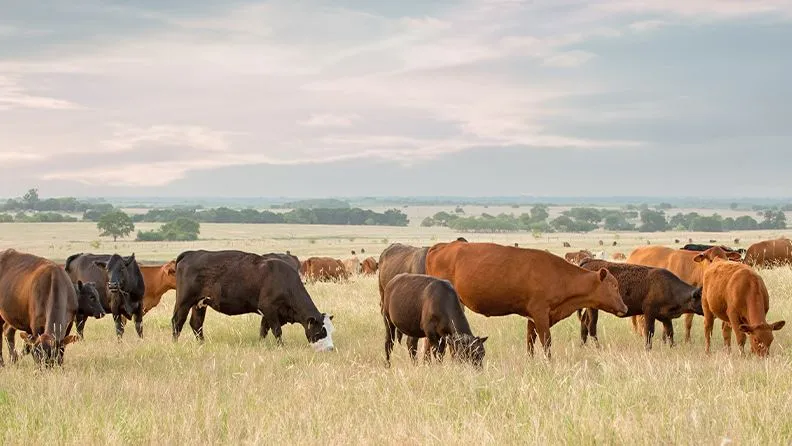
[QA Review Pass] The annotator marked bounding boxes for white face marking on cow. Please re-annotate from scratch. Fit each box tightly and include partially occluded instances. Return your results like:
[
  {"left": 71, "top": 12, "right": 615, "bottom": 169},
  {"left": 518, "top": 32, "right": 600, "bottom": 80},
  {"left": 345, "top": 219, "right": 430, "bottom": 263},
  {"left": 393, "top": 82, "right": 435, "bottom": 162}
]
[{"left": 310, "top": 315, "right": 335, "bottom": 352}]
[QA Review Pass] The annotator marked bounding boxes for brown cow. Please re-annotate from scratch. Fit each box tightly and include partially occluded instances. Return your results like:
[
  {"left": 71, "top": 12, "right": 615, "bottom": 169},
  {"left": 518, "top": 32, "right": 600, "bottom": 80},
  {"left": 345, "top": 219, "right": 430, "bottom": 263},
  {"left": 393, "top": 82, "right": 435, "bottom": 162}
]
[
  {"left": 696, "top": 249, "right": 785, "bottom": 356},
  {"left": 301, "top": 257, "right": 349, "bottom": 282},
  {"left": 139, "top": 260, "right": 177, "bottom": 314},
  {"left": 0, "top": 250, "right": 85, "bottom": 366},
  {"left": 565, "top": 250, "right": 592, "bottom": 265},
  {"left": 383, "top": 273, "right": 487, "bottom": 367},
  {"left": 611, "top": 252, "right": 627, "bottom": 261},
  {"left": 343, "top": 256, "right": 362, "bottom": 275},
  {"left": 361, "top": 257, "right": 378, "bottom": 275},
  {"left": 627, "top": 245, "right": 741, "bottom": 341},
  {"left": 744, "top": 238, "right": 792, "bottom": 268},
  {"left": 426, "top": 242, "right": 627, "bottom": 358}
]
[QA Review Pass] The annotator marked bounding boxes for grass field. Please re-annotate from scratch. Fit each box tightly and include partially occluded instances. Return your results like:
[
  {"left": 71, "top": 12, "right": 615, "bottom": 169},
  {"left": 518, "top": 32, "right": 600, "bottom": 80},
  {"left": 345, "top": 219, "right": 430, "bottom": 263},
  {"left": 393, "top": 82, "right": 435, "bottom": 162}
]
[{"left": 1, "top": 222, "right": 792, "bottom": 444}]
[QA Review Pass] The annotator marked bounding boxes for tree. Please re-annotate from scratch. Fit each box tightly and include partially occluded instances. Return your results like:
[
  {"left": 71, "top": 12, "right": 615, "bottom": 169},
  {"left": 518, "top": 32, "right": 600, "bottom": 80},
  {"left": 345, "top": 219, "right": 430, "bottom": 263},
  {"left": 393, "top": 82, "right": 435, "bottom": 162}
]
[
  {"left": 638, "top": 209, "right": 669, "bottom": 232},
  {"left": 655, "top": 202, "right": 673, "bottom": 210},
  {"left": 97, "top": 211, "right": 135, "bottom": 241},
  {"left": 730, "top": 202, "right": 739, "bottom": 210},
  {"left": 22, "top": 188, "right": 39, "bottom": 210},
  {"left": 603, "top": 213, "right": 635, "bottom": 231},
  {"left": 759, "top": 210, "right": 787, "bottom": 230},
  {"left": 529, "top": 205, "right": 549, "bottom": 223},
  {"left": 563, "top": 207, "right": 602, "bottom": 225},
  {"left": 690, "top": 216, "right": 724, "bottom": 232},
  {"left": 734, "top": 215, "right": 759, "bottom": 230}
]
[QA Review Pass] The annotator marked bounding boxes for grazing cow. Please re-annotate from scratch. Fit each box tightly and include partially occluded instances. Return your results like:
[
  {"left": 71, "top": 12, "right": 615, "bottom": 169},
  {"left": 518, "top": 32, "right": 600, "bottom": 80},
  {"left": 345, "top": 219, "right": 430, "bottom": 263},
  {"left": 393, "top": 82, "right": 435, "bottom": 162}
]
[
  {"left": 343, "top": 256, "right": 362, "bottom": 275},
  {"left": 139, "top": 260, "right": 177, "bottom": 314},
  {"left": 563, "top": 242, "right": 571, "bottom": 248},
  {"left": 709, "top": 239, "right": 717, "bottom": 243},
  {"left": 696, "top": 249, "right": 785, "bottom": 356},
  {"left": 612, "top": 241, "right": 618, "bottom": 247},
  {"left": 65, "top": 253, "right": 145, "bottom": 339},
  {"left": 565, "top": 250, "right": 592, "bottom": 265},
  {"left": 382, "top": 273, "right": 487, "bottom": 367},
  {"left": 360, "top": 248, "right": 366, "bottom": 254},
  {"left": 172, "top": 250, "right": 335, "bottom": 351},
  {"left": 744, "top": 238, "right": 792, "bottom": 268},
  {"left": 514, "top": 243, "right": 519, "bottom": 247},
  {"left": 0, "top": 250, "right": 94, "bottom": 366},
  {"left": 456, "top": 237, "right": 468, "bottom": 242},
  {"left": 674, "top": 239, "right": 680, "bottom": 244},
  {"left": 301, "top": 257, "right": 349, "bottom": 282},
  {"left": 681, "top": 243, "right": 744, "bottom": 255},
  {"left": 378, "top": 243, "right": 430, "bottom": 349},
  {"left": 361, "top": 257, "right": 378, "bottom": 275},
  {"left": 734, "top": 238, "right": 740, "bottom": 244},
  {"left": 611, "top": 252, "right": 627, "bottom": 261},
  {"left": 688, "top": 238, "right": 694, "bottom": 244},
  {"left": 426, "top": 241, "right": 627, "bottom": 358},
  {"left": 627, "top": 246, "right": 742, "bottom": 342},
  {"left": 577, "top": 259, "right": 703, "bottom": 349},
  {"left": 598, "top": 240, "right": 604, "bottom": 246}
]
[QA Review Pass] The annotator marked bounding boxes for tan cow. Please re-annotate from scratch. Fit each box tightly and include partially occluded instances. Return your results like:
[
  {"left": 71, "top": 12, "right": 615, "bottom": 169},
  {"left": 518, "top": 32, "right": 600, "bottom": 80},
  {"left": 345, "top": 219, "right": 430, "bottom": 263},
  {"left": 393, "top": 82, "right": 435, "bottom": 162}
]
[
  {"left": 696, "top": 248, "right": 785, "bottom": 356},
  {"left": 426, "top": 241, "right": 627, "bottom": 358},
  {"left": 301, "top": 257, "right": 349, "bottom": 282},
  {"left": 627, "top": 246, "right": 741, "bottom": 341},
  {"left": 744, "top": 238, "right": 792, "bottom": 268},
  {"left": 139, "top": 260, "right": 177, "bottom": 314},
  {"left": 361, "top": 257, "right": 378, "bottom": 275},
  {"left": 343, "top": 257, "right": 362, "bottom": 275}
]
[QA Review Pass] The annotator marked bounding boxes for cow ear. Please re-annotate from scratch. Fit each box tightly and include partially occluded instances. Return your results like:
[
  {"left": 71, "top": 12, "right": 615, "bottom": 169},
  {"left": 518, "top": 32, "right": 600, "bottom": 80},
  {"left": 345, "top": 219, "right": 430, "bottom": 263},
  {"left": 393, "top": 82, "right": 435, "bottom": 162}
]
[
  {"left": 738, "top": 324, "right": 755, "bottom": 334},
  {"left": 727, "top": 252, "right": 742, "bottom": 261},
  {"left": 62, "top": 335, "right": 80, "bottom": 345},
  {"left": 598, "top": 268, "right": 608, "bottom": 282},
  {"left": 478, "top": 336, "right": 488, "bottom": 343},
  {"left": 693, "top": 254, "right": 706, "bottom": 263},
  {"left": 93, "top": 261, "right": 107, "bottom": 269},
  {"left": 126, "top": 253, "right": 136, "bottom": 265},
  {"left": 771, "top": 321, "right": 786, "bottom": 331}
]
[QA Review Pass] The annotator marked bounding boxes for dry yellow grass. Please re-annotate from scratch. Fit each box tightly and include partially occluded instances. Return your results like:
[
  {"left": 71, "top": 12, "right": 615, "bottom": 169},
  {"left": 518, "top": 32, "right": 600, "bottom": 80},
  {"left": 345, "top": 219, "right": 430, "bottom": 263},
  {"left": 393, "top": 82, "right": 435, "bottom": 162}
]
[{"left": 0, "top": 222, "right": 791, "bottom": 444}]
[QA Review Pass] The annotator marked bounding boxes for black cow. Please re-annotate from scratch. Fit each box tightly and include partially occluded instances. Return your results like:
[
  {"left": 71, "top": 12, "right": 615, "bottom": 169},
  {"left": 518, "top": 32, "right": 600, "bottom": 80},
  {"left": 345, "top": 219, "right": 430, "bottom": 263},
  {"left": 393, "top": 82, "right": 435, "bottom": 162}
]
[
  {"left": 65, "top": 253, "right": 145, "bottom": 338},
  {"left": 578, "top": 258, "right": 703, "bottom": 350},
  {"left": 261, "top": 252, "right": 300, "bottom": 271},
  {"left": 172, "top": 250, "right": 335, "bottom": 351},
  {"left": 681, "top": 244, "right": 746, "bottom": 255}
]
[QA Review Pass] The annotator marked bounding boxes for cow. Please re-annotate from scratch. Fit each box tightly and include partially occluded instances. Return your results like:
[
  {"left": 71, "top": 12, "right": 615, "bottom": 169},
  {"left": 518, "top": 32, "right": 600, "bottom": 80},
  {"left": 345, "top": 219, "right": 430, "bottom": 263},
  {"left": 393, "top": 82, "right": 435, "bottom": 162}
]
[
  {"left": 343, "top": 256, "right": 362, "bottom": 275},
  {"left": 744, "top": 238, "right": 792, "bottom": 268},
  {"left": 361, "top": 257, "right": 378, "bottom": 275},
  {"left": 172, "top": 250, "right": 334, "bottom": 352},
  {"left": 378, "top": 243, "right": 431, "bottom": 351},
  {"left": 263, "top": 252, "right": 300, "bottom": 271},
  {"left": 0, "top": 250, "right": 94, "bottom": 367},
  {"left": 612, "top": 241, "right": 618, "bottom": 247},
  {"left": 382, "top": 273, "right": 487, "bottom": 367},
  {"left": 681, "top": 244, "right": 745, "bottom": 255},
  {"left": 139, "top": 260, "right": 177, "bottom": 314},
  {"left": 611, "top": 252, "right": 627, "bottom": 261},
  {"left": 696, "top": 248, "right": 785, "bottom": 356},
  {"left": 563, "top": 242, "right": 571, "bottom": 248},
  {"left": 577, "top": 259, "right": 703, "bottom": 350},
  {"left": 564, "top": 250, "right": 592, "bottom": 265},
  {"left": 626, "top": 245, "right": 741, "bottom": 342},
  {"left": 301, "top": 257, "right": 349, "bottom": 282},
  {"left": 734, "top": 238, "right": 740, "bottom": 244},
  {"left": 598, "top": 240, "right": 604, "bottom": 246},
  {"left": 425, "top": 241, "right": 627, "bottom": 358},
  {"left": 65, "top": 253, "right": 145, "bottom": 339}
]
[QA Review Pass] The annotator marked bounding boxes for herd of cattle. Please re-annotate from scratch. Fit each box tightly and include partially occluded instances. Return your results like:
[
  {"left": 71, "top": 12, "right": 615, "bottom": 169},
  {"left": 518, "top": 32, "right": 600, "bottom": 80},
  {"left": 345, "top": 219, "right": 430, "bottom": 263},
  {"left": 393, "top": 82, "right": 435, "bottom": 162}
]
[{"left": 0, "top": 236, "right": 790, "bottom": 368}]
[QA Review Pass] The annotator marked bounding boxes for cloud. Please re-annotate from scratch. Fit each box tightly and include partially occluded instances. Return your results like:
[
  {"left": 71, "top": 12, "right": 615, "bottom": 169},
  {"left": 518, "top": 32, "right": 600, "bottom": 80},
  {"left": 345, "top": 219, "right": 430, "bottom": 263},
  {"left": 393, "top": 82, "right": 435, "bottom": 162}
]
[
  {"left": 0, "top": 76, "right": 80, "bottom": 110},
  {"left": 629, "top": 20, "right": 668, "bottom": 32},
  {"left": 99, "top": 124, "right": 237, "bottom": 153},
  {"left": 541, "top": 50, "right": 596, "bottom": 67},
  {"left": 298, "top": 114, "right": 361, "bottom": 127}
]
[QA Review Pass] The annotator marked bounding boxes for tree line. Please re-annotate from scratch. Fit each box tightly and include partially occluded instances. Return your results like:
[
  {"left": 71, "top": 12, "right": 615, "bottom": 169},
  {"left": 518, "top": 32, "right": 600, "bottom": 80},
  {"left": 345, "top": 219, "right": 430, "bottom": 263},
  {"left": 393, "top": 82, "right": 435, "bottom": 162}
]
[
  {"left": 130, "top": 206, "right": 409, "bottom": 226},
  {"left": 421, "top": 205, "right": 788, "bottom": 233}
]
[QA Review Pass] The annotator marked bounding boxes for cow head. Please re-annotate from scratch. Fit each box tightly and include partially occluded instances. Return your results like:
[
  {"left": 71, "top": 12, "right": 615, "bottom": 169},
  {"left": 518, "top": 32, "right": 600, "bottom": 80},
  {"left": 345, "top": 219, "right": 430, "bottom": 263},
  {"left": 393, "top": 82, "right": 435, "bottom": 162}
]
[
  {"left": 591, "top": 268, "right": 628, "bottom": 317},
  {"left": 692, "top": 247, "right": 742, "bottom": 264},
  {"left": 94, "top": 253, "right": 137, "bottom": 315},
  {"left": 20, "top": 332, "right": 79, "bottom": 367},
  {"left": 448, "top": 334, "right": 488, "bottom": 368},
  {"left": 739, "top": 321, "right": 786, "bottom": 357},
  {"left": 75, "top": 280, "right": 105, "bottom": 319},
  {"left": 161, "top": 260, "right": 177, "bottom": 289},
  {"left": 306, "top": 313, "right": 335, "bottom": 352},
  {"left": 687, "top": 287, "right": 704, "bottom": 315}
]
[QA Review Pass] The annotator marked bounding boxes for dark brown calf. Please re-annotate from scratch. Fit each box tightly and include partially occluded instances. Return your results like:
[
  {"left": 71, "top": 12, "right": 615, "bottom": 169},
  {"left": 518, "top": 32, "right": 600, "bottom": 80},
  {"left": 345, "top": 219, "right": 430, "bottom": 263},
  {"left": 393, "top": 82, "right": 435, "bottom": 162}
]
[{"left": 382, "top": 273, "right": 487, "bottom": 367}]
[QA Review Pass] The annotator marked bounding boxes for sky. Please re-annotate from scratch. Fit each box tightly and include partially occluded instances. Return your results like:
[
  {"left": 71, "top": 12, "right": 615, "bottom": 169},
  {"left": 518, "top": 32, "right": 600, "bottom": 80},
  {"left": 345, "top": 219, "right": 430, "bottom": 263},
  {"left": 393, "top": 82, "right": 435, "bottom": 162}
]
[{"left": 1, "top": 0, "right": 791, "bottom": 198}]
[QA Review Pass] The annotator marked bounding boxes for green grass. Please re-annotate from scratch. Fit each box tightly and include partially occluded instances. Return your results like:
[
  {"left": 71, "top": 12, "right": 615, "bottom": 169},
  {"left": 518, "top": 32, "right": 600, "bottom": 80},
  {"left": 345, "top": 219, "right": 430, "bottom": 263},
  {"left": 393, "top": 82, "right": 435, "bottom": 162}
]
[{"left": 0, "top": 223, "right": 791, "bottom": 444}]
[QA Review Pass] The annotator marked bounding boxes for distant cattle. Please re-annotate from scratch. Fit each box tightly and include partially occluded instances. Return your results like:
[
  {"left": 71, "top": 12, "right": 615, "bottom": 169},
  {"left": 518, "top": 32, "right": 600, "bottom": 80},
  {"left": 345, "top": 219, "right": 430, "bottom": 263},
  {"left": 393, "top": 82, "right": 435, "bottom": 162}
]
[
  {"left": 709, "top": 239, "right": 717, "bottom": 243},
  {"left": 383, "top": 273, "right": 487, "bottom": 367},
  {"left": 598, "top": 240, "right": 604, "bottom": 246},
  {"left": 565, "top": 250, "right": 592, "bottom": 265},
  {"left": 563, "top": 242, "right": 571, "bottom": 248},
  {"left": 514, "top": 243, "right": 519, "bottom": 247},
  {"left": 674, "top": 239, "right": 680, "bottom": 244},
  {"left": 139, "top": 261, "right": 177, "bottom": 314},
  {"left": 697, "top": 249, "right": 785, "bottom": 356},
  {"left": 578, "top": 259, "right": 703, "bottom": 349},
  {"left": 173, "top": 250, "right": 335, "bottom": 351},
  {"left": 0, "top": 250, "right": 99, "bottom": 366},
  {"left": 612, "top": 241, "right": 618, "bottom": 247},
  {"left": 627, "top": 246, "right": 741, "bottom": 342},
  {"left": 65, "top": 253, "right": 145, "bottom": 339},
  {"left": 426, "top": 241, "right": 627, "bottom": 358},
  {"left": 733, "top": 238, "right": 740, "bottom": 244},
  {"left": 611, "top": 252, "right": 627, "bottom": 261},
  {"left": 343, "top": 256, "right": 362, "bottom": 275},
  {"left": 681, "top": 244, "right": 745, "bottom": 256},
  {"left": 744, "top": 238, "right": 792, "bottom": 268},
  {"left": 301, "top": 257, "right": 349, "bottom": 282},
  {"left": 361, "top": 257, "right": 378, "bottom": 275}
]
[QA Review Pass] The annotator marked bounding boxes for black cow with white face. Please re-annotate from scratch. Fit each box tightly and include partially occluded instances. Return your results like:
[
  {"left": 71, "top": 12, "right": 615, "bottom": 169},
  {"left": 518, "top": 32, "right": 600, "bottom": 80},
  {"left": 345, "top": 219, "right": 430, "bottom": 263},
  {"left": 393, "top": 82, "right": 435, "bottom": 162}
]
[{"left": 65, "top": 253, "right": 145, "bottom": 338}]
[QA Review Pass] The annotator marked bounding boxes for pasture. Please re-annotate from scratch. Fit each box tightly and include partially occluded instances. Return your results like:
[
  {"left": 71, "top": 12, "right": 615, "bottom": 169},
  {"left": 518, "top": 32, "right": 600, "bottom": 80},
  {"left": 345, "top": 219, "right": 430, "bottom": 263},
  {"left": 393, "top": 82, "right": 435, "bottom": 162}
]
[{"left": 1, "top": 221, "right": 792, "bottom": 444}]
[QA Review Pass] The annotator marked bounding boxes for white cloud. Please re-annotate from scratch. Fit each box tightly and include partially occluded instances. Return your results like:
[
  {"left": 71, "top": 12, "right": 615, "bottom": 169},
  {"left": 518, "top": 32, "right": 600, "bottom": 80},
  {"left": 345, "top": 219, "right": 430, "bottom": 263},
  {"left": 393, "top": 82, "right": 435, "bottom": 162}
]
[
  {"left": 629, "top": 20, "right": 668, "bottom": 32},
  {"left": 298, "top": 114, "right": 360, "bottom": 127},
  {"left": 541, "top": 50, "right": 596, "bottom": 67},
  {"left": 0, "top": 76, "right": 80, "bottom": 110},
  {"left": 99, "top": 124, "right": 237, "bottom": 153}
]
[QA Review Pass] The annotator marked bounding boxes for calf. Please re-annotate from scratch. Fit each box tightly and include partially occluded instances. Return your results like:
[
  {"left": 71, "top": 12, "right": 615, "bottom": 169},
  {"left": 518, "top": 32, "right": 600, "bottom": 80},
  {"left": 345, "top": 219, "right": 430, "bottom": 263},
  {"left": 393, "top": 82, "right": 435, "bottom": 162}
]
[
  {"left": 696, "top": 250, "right": 785, "bottom": 356},
  {"left": 140, "top": 260, "right": 177, "bottom": 314},
  {"left": 578, "top": 259, "right": 703, "bottom": 349},
  {"left": 383, "top": 273, "right": 487, "bottom": 367},
  {"left": 361, "top": 257, "right": 378, "bottom": 275}
]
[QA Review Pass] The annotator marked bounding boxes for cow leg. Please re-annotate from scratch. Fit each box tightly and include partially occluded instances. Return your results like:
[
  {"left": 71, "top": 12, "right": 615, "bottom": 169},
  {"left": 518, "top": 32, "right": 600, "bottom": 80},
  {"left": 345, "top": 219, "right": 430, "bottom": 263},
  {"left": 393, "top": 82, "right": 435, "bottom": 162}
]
[
  {"left": 263, "top": 314, "right": 283, "bottom": 346},
  {"left": 189, "top": 305, "right": 207, "bottom": 342},
  {"left": 383, "top": 316, "right": 396, "bottom": 367},
  {"left": 526, "top": 319, "right": 537, "bottom": 356},
  {"left": 721, "top": 321, "right": 733, "bottom": 354},
  {"left": 660, "top": 318, "right": 675, "bottom": 347},
  {"left": 406, "top": 337, "right": 419, "bottom": 363},
  {"left": 171, "top": 296, "right": 195, "bottom": 342},
  {"left": 426, "top": 334, "right": 441, "bottom": 363},
  {"left": 586, "top": 309, "right": 600, "bottom": 348},
  {"left": 0, "top": 322, "right": 4, "bottom": 367},
  {"left": 434, "top": 337, "right": 447, "bottom": 362},
  {"left": 703, "top": 308, "right": 715, "bottom": 355},
  {"left": 113, "top": 314, "right": 125, "bottom": 339},
  {"left": 684, "top": 314, "right": 694, "bottom": 343},
  {"left": 422, "top": 337, "right": 432, "bottom": 361},
  {"left": 133, "top": 307, "right": 144, "bottom": 339},
  {"left": 728, "top": 312, "right": 745, "bottom": 355},
  {"left": 259, "top": 317, "right": 270, "bottom": 340},
  {"left": 643, "top": 315, "right": 656, "bottom": 350},
  {"left": 533, "top": 313, "right": 552, "bottom": 359},
  {"left": 579, "top": 310, "right": 589, "bottom": 345},
  {"left": 75, "top": 313, "right": 88, "bottom": 339}
]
